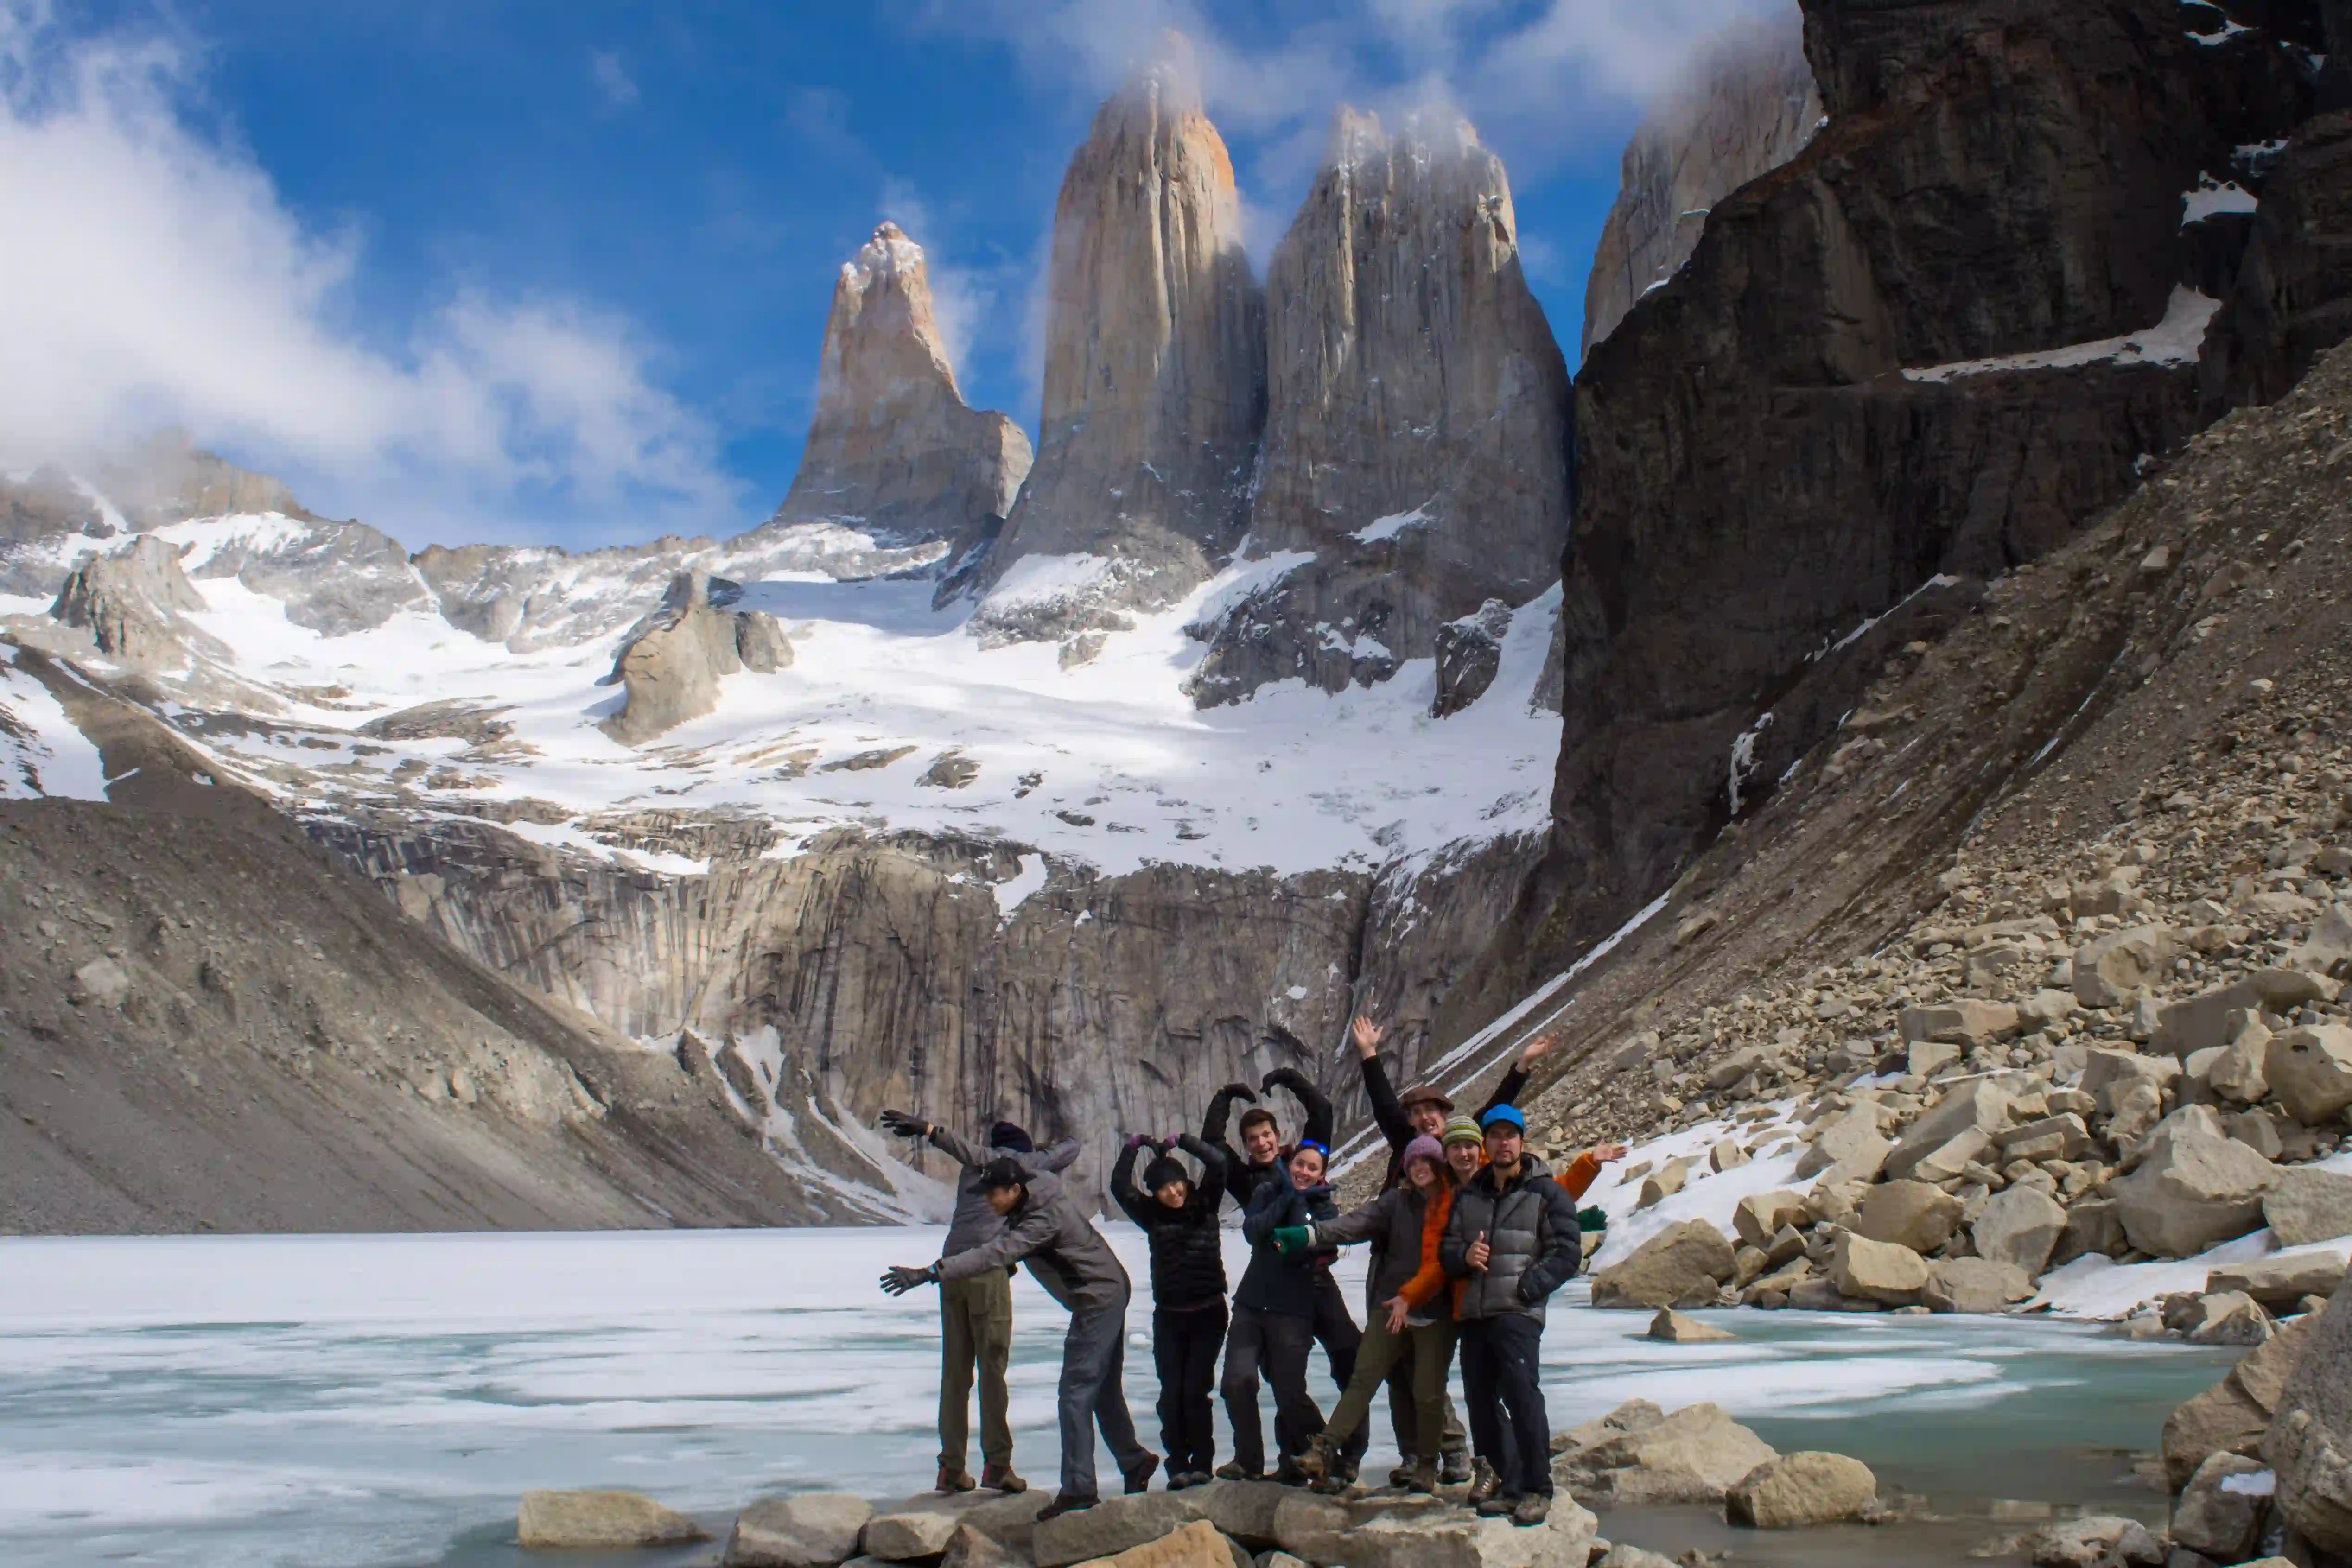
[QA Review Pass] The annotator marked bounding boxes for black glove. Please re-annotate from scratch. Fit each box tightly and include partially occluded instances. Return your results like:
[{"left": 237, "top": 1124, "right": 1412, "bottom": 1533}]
[
  {"left": 880, "top": 1109, "right": 929, "bottom": 1139},
  {"left": 1214, "top": 1082, "right": 1257, "bottom": 1105},
  {"left": 880, "top": 1263, "right": 939, "bottom": 1296},
  {"left": 1261, "top": 1067, "right": 1310, "bottom": 1097}
]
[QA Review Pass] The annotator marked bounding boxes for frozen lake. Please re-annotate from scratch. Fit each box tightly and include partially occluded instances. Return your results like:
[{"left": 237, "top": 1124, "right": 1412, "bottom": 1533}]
[{"left": 0, "top": 1227, "right": 2234, "bottom": 1568}]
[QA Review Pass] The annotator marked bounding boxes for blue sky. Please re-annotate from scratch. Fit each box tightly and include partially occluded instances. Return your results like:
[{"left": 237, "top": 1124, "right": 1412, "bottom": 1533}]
[{"left": 2, "top": 0, "right": 1784, "bottom": 549}]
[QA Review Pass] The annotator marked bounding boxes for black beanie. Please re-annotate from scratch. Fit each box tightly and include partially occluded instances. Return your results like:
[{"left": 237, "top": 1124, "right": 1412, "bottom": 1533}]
[
  {"left": 990, "top": 1121, "right": 1034, "bottom": 1154},
  {"left": 1142, "top": 1154, "right": 1189, "bottom": 1194},
  {"left": 980, "top": 1156, "right": 1028, "bottom": 1193}
]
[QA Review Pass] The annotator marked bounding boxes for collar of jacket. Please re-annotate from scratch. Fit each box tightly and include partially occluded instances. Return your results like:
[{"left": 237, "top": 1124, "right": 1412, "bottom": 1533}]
[{"left": 1472, "top": 1154, "right": 1551, "bottom": 1193}]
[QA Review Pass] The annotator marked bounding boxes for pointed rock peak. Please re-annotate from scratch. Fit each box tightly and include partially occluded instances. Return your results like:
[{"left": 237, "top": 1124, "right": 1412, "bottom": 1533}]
[
  {"left": 1112, "top": 29, "right": 1203, "bottom": 122},
  {"left": 844, "top": 221, "right": 924, "bottom": 290}
]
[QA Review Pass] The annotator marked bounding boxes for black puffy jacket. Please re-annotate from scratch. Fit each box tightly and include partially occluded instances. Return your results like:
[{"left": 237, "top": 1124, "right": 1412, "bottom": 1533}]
[
  {"left": 1237, "top": 1177, "right": 1339, "bottom": 1318},
  {"left": 1111, "top": 1135, "right": 1229, "bottom": 1309},
  {"left": 1440, "top": 1155, "right": 1582, "bottom": 1325}
]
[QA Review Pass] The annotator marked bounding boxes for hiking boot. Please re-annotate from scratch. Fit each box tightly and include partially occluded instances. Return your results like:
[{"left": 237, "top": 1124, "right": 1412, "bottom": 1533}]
[
  {"left": 1120, "top": 1450, "right": 1160, "bottom": 1496},
  {"left": 1272, "top": 1455, "right": 1313, "bottom": 1487},
  {"left": 1386, "top": 1463, "right": 1417, "bottom": 1488},
  {"left": 1214, "top": 1461, "right": 1262, "bottom": 1482},
  {"left": 1164, "top": 1470, "right": 1196, "bottom": 1491},
  {"left": 1397, "top": 1457, "right": 1442, "bottom": 1495},
  {"left": 1440, "top": 1449, "right": 1473, "bottom": 1486},
  {"left": 979, "top": 1463, "right": 1025, "bottom": 1494},
  {"left": 935, "top": 1464, "right": 977, "bottom": 1494},
  {"left": 1510, "top": 1493, "right": 1551, "bottom": 1528},
  {"left": 1464, "top": 1458, "right": 1501, "bottom": 1505},
  {"left": 1036, "top": 1492, "right": 1097, "bottom": 1522},
  {"left": 1475, "top": 1491, "right": 1521, "bottom": 1518},
  {"left": 1294, "top": 1435, "right": 1336, "bottom": 1484}
]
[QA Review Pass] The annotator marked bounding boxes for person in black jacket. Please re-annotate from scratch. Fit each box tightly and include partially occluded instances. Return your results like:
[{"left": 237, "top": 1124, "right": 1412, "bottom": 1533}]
[
  {"left": 1109, "top": 1132, "right": 1230, "bottom": 1489},
  {"left": 1201, "top": 1069, "right": 1364, "bottom": 1481},
  {"left": 1228, "top": 1141, "right": 1347, "bottom": 1484},
  {"left": 1439, "top": 1105, "right": 1583, "bottom": 1528},
  {"left": 1345, "top": 1016, "right": 1557, "bottom": 1485}
]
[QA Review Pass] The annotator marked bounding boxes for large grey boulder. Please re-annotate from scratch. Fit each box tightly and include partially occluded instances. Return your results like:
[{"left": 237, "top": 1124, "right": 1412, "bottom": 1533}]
[
  {"left": 2109, "top": 1121, "right": 2277, "bottom": 1258},
  {"left": 864, "top": 1492, "right": 1045, "bottom": 1562},
  {"left": 2155, "top": 969, "right": 2337, "bottom": 1058},
  {"left": 1589, "top": 1219, "right": 1737, "bottom": 1309},
  {"left": 725, "top": 1495, "right": 874, "bottom": 1568},
  {"left": 1033, "top": 1492, "right": 1208, "bottom": 1568},
  {"left": 2266, "top": 1024, "right": 2352, "bottom": 1125},
  {"left": 1971, "top": 1186, "right": 2070, "bottom": 1277},
  {"left": 736, "top": 610, "right": 795, "bottom": 673},
  {"left": 516, "top": 1489, "right": 707, "bottom": 1549},
  {"left": 2170, "top": 1452, "right": 2270, "bottom": 1563},
  {"left": 1829, "top": 1232, "right": 1929, "bottom": 1306},
  {"left": 2263, "top": 1165, "right": 2352, "bottom": 1246},
  {"left": 1922, "top": 1256, "right": 2036, "bottom": 1314},
  {"left": 1064, "top": 1519, "right": 1250, "bottom": 1568},
  {"left": 2072, "top": 926, "right": 2181, "bottom": 1009},
  {"left": 2265, "top": 1282, "right": 2352, "bottom": 1555},
  {"left": 1554, "top": 1402, "right": 1777, "bottom": 1505},
  {"left": 1724, "top": 1451, "right": 1877, "bottom": 1528},
  {"left": 1853, "top": 1179, "right": 1964, "bottom": 1253},
  {"left": 1321, "top": 1500, "right": 1600, "bottom": 1568}
]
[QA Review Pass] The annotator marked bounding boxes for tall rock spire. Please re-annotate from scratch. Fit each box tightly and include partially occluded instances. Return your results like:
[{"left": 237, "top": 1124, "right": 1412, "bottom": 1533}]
[
  {"left": 769, "top": 222, "right": 1031, "bottom": 559},
  {"left": 1189, "top": 107, "right": 1570, "bottom": 706},
  {"left": 969, "top": 34, "right": 1265, "bottom": 646}
]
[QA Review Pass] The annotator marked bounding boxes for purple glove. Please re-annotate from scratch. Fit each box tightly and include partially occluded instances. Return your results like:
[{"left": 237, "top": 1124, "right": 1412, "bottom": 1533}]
[{"left": 1124, "top": 1133, "right": 1151, "bottom": 1150}]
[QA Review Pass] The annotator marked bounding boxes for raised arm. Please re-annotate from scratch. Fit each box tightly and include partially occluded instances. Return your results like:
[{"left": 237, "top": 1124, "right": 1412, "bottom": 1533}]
[
  {"left": 924, "top": 1122, "right": 990, "bottom": 1169},
  {"left": 1175, "top": 1133, "right": 1228, "bottom": 1201},
  {"left": 1108, "top": 1137, "right": 1151, "bottom": 1227},
  {"left": 1359, "top": 1053, "right": 1413, "bottom": 1150},
  {"left": 1029, "top": 1135, "right": 1081, "bottom": 1175},
  {"left": 1201, "top": 1082, "right": 1254, "bottom": 1150},
  {"left": 1262, "top": 1067, "right": 1335, "bottom": 1150},
  {"left": 1479, "top": 1033, "right": 1557, "bottom": 1119}
]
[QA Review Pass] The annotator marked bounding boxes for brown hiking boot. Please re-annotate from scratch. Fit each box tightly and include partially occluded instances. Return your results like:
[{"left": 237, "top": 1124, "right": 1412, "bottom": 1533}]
[
  {"left": 1295, "top": 1434, "right": 1335, "bottom": 1484},
  {"left": 1397, "top": 1457, "right": 1441, "bottom": 1494},
  {"left": 1464, "top": 1457, "right": 1500, "bottom": 1505},
  {"left": 1510, "top": 1492, "right": 1551, "bottom": 1527},
  {"left": 936, "top": 1463, "right": 977, "bottom": 1494},
  {"left": 980, "top": 1463, "right": 1026, "bottom": 1493}
]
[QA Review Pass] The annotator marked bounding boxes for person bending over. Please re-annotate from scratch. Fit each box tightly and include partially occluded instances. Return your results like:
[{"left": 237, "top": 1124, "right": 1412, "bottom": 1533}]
[
  {"left": 1202, "top": 1068, "right": 1365, "bottom": 1480},
  {"left": 878, "top": 1110, "right": 1077, "bottom": 1494},
  {"left": 881, "top": 1160, "right": 1156, "bottom": 1520},
  {"left": 1109, "top": 1132, "right": 1230, "bottom": 1489},
  {"left": 1441, "top": 1105, "right": 1583, "bottom": 1528},
  {"left": 1280, "top": 1133, "right": 1462, "bottom": 1494},
  {"left": 1225, "top": 1140, "right": 1348, "bottom": 1485}
]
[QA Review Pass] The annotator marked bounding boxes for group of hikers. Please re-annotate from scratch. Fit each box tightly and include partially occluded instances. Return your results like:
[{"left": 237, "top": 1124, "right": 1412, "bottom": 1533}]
[{"left": 876, "top": 1020, "right": 1626, "bottom": 1529}]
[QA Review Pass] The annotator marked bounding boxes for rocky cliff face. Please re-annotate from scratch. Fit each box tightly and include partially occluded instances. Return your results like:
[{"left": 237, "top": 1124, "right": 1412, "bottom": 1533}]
[
  {"left": 316, "top": 814, "right": 1548, "bottom": 1207},
  {"left": 49, "top": 536, "right": 219, "bottom": 668},
  {"left": 600, "top": 569, "right": 792, "bottom": 746},
  {"left": 1189, "top": 110, "right": 1571, "bottom": 706},
  {"left": 970, "top": 42, "right": 1264, "bottom": 646},
  {"left": 771, "top": 222, "right": 1032, "bottom": 574},
  {"left": 1528, "top": 0, "right": 2328, "bottom": 971},
  {"left": 1580, "top": 13, "right": 1821, "bottom": 360}
]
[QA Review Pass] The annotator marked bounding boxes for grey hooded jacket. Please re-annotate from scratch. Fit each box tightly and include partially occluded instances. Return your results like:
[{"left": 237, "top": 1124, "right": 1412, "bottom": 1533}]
[
  {"left": 1440, "top": 1155, "right": 1582, "bottom": 1325},
  {"left": 935, "top": 1171, "right": 1132, "bottom": 1316},
  {"left": 928, "top": 1124, "right": 1081, "bottom": 1256}
]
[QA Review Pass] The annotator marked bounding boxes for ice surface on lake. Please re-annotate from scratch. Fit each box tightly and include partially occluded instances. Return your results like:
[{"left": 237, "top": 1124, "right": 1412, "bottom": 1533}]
[{"left": 0, "top": 1228, "right": 2234, "bottom": 1568}]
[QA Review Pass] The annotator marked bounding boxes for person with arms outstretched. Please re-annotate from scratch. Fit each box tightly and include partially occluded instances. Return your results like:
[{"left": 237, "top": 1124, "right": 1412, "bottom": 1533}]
[
  {"left": 879, "top": 1109, "right": 1078, "bottom": 1494},
  {"left": 1108, "top": 1131, "right": 1230, "bottom": 1488},
  {"left": 880, "top": 1159, "right": 1157, "bottom": 1520}
]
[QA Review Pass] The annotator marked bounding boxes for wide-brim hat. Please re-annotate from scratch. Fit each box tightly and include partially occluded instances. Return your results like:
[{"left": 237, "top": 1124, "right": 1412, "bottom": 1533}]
[{"left": 1399, "top": 1082, "right": 1454, "bottom": 1113}]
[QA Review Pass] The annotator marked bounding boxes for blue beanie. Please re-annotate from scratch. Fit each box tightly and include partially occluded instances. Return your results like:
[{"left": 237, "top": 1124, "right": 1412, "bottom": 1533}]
[{"left": 1480, "top": 1104, "right": 1526, "bottom": 1132}]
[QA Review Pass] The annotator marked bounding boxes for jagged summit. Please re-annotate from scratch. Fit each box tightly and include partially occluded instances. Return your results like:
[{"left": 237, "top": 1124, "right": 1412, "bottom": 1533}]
[
  {"left": 966, "top": 36, "right": 1265, "bottom": 648},
  {"left": 769, "top": 220, "right": 1031, "bottom": 558},
  {"left": 1189, "top": 103, "right": 1570, "bottom": 706}
]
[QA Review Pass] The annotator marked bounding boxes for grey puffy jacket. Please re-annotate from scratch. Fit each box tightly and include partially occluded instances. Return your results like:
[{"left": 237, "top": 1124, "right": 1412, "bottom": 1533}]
[
  {"left": 935, "top": 1172, "right": 1132, "bottom": 1316},
  {"left": 1439, "top": 1155, "right": 1582, "bottom": 1325}
]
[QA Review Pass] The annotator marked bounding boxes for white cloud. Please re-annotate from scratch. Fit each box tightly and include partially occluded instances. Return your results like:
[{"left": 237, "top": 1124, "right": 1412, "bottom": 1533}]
[
  {"left": 0, "top": 4, "right": 736, "bottom": 543},
  {"left": 588, "top": 48, "right": 639, "bottom": 109}
]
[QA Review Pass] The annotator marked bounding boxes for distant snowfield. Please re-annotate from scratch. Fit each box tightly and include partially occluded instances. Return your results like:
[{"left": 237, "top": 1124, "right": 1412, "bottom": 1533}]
[{"left": 22, "top": 513, "right": 1564, "bottom": 881}]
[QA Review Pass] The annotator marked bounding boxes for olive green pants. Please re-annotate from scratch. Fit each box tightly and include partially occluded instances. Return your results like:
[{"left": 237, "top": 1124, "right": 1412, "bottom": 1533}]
[
  {"left": 1321, "top": 1314, "right": 1460, "bottom": 1461},
  {"left": 939, "top": 1268, "right": 1015, "bottom": 1472}
]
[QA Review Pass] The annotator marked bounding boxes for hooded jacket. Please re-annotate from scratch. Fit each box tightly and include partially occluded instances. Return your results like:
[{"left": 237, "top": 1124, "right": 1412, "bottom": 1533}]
[
  {"left": 935, "top": 1171, "right": 1131, "bottom": 1315},
  {"left": 928, "top": 1124, "right": 1081, "bottom": 1256},
  {"left": 1440, "top": 1155, "right": 1582, "bottom": 1325},
  {"left": 1110, "top": 1135, "right": 1229, "bottom": 1309},
  {"left": 1236, "top": 1176, "right": 1339, "bottom": 1318},
  {"left": 1312, "top": 1181, "right": 1455, "bottom": 1320}
]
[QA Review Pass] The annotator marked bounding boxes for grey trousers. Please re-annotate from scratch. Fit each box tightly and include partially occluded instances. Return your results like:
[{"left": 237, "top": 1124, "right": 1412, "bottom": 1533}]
[{"left": 1058, "top": 1292, "right": 1147, "bottom": 1498}]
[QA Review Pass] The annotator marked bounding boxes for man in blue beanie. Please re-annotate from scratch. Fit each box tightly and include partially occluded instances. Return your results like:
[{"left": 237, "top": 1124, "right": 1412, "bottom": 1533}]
[{"left": 880, "top": 1108, "right": 1078, "bottom": 1493}]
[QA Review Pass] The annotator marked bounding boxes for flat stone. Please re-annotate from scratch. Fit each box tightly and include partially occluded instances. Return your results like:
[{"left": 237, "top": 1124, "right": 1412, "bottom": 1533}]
[
  {"left": 1078, "top": 1520, "right": 1248, "bottom": 1568},
  {"left": 517, "top": 1490, "right": 708, "bottom": 1550},
  {"left": 1723, "top": 1451, "right": 1877, "bottom": 1528},
  {"left": 1996, "top": 1113, "right": 2094, "bottom": 1164},
  {"left": 1193, "top": 1480, "right": 1290, "bottom": 1547},
  {"left": 1648, "top": 1308, "right": 1735, "bottom": 1343},
  {"left": 1900, "top": 1001, "right": 2020, "bottom": 1046},
  {"left": 1921, "top": 1257, "right": 2035, "bottom": 1314},
  {"left": 866, "top": 1492, "right": 1044, "bottom": 1562},
  {"left": 725, "top": 1495, "right": 874, "bottom": 1568},
  {"left": 1035, "top": 1493, "right": 1208, "bottom": 1568},
  {"left": 2264, "top": 1166, "right": 2352, "bottom": 1247},
  {"left": 1323, "top": 1499, "right": 1601, "bottom": 1568},
  {"left": 2207, "top": 1253, "right": 2346, "bottom": 1310}
]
